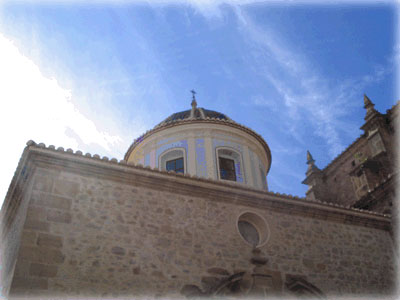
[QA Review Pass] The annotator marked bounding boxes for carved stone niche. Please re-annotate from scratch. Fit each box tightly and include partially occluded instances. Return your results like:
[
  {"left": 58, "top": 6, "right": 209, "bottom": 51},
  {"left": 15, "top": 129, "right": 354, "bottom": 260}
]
[
  {"left": 181, "top": 249, "right": 322, "bottom": 299},
  {"left": 181, "top": 269, "right": 326, "bottom": 299}
]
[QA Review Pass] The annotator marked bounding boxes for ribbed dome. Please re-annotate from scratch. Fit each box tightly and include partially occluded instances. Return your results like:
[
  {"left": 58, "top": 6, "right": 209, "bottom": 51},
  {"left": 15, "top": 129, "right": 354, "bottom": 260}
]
[{"left": 157, "top": 107, "right": 230, "bottom": 126}]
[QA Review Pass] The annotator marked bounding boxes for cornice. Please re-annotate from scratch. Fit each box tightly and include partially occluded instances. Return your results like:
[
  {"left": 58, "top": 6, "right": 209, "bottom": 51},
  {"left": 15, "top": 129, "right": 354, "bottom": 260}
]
[
  {"left": 123, "top": 118, "right": 272, "bottom": 173},
  {"left": 6, "top": 141, "right": 391, "bottom": 231}
]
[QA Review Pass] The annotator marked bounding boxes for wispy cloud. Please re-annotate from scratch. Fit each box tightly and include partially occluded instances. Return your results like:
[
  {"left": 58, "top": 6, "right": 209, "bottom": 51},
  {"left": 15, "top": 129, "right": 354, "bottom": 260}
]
[
  {"left": 0, "top": 33, "right": 133, "bottom": 203},
  {"left": 0, "top": 33, "right": 127, "bottom": 150},
  {"left": 231, "top": 6, "right": 392, "bottom": 158},
  {"left": 251, "top": 94, "right": 279, "bottom": 112}
]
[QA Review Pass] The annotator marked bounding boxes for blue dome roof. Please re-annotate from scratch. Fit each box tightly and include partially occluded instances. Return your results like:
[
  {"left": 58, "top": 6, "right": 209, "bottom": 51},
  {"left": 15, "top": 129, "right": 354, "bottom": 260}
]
[{"left": 158, "top": 107, "right": 230, "bottom": 125}]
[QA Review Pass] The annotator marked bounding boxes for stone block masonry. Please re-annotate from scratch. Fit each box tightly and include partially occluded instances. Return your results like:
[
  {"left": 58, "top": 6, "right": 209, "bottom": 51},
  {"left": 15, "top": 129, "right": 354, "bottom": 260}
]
[{"left": 2, "top": 145, "right": 395, "bottom": 298}]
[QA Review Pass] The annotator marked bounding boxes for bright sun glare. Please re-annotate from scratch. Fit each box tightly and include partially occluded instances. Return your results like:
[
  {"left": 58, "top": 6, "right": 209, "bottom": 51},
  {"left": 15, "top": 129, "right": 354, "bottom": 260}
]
[{"left": 0, "top": 34, "right": 121, "bottom": 206}]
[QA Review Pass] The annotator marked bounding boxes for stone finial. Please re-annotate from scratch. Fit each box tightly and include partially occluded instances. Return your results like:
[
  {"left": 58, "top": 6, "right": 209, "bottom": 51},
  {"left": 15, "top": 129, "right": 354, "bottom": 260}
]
[
  {"left": 191, "top": 89, "right": 197, "bottom": 109},
  {"left": 306, "top": 150, "right": 320, "bottom": 173},
  {"left": 189, "top": 89, "right": 198, "bottom": 119},
  {"left": 302, "top": 151, "right": 327, "bottom": 201},
  {"left": 364, "top": 94, "right": 373, "bottom": 106},
  {"left": 306, "top": 150, "right": 315, "bottom": 164},
  {"left": 363, "top": 94, "right": 378, "bottom": 121}
]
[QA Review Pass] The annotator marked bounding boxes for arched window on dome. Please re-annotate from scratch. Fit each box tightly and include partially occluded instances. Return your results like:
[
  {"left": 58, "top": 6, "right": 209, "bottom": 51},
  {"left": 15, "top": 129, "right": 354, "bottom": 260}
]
[
  {"left": 216, "top": 147, "right": 244, "bottom": 182},
  {"left": 159, "top": 148, "right": 186, "bottom": 174}
]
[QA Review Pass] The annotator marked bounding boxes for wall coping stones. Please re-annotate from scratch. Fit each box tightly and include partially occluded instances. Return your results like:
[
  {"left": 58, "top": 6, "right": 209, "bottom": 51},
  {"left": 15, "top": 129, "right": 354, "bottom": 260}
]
[{"left": 2, "top": 140, "right": 392, "bottom": 233}]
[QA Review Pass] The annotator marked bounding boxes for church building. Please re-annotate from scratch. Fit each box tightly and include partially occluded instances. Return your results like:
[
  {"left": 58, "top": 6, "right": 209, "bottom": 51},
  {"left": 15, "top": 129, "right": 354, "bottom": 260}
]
[{"left": 0, "top": 94, "right": 397, "bottom": 298}]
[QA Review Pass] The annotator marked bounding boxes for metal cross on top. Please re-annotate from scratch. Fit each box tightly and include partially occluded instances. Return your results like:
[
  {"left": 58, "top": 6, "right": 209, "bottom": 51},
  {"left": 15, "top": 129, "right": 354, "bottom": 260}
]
[{"left": 190, "top": 89, "right": 196, "bottom": 100}]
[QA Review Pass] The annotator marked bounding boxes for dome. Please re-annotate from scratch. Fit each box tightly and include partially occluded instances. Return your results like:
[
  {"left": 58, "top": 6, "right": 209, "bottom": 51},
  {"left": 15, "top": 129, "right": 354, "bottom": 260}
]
[
  {"left": 156, "top": 100, "right": 230, "bottom": 126},
  {"left": 159, "top": 108, "right": 230, "bottom": 124},
  {"left": 124, "top": 96, "right": 272, "bottom": 190}
]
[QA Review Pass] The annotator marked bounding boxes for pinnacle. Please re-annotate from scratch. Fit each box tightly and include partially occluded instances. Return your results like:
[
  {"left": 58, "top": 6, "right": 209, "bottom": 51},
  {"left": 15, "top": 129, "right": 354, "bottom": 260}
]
[
  {"left": 363, "top": 94, "right": 374, "bottom": 107},
  {"left": 306, "top": 150, "right": 315, "bottom": 165},
  {"left": 363, "top": 94, "right": 379, "bottom": 121},
  {"left": 306, "top": 150, "right": 321, "bottom": 174}
]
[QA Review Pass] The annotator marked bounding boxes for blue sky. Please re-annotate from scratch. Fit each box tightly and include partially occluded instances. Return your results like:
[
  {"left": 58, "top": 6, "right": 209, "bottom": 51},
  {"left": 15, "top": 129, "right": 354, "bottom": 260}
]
[{"left": 0, "top": 1, "right": 398, "bottom": 204}]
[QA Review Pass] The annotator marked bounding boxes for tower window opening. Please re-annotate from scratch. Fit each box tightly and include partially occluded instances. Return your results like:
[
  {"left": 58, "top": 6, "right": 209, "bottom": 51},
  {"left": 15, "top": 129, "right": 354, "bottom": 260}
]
[
  {"left": 219, "top": 157, "right": 236, "bottom": 181},
  {"left": 159, "top": 148, "right": 186, "bottom": 174},
  {"left": 216, "top": 148, "right": 243, "bottom": 182},
  {"left": 166, "top": 157, "right": 184, "bottom": 173}
]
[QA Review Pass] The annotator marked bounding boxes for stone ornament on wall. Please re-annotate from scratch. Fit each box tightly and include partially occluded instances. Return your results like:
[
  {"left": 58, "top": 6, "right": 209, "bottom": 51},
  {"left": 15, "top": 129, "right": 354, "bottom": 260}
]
[{"left": 180, "top": 249, "right": 325, "bottom": 298}]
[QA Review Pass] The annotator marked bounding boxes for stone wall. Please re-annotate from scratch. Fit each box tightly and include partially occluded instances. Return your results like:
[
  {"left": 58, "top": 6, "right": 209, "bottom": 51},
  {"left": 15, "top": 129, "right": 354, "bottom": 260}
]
[
  {"left": 322, "top": 137, "right": 370, "bottom": 206},
  {"left": 5, "top": 146, "right": 395, "bottom": 298},
  {"left": 0, "top": 148, "right": 34, "bottom": 298}
]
